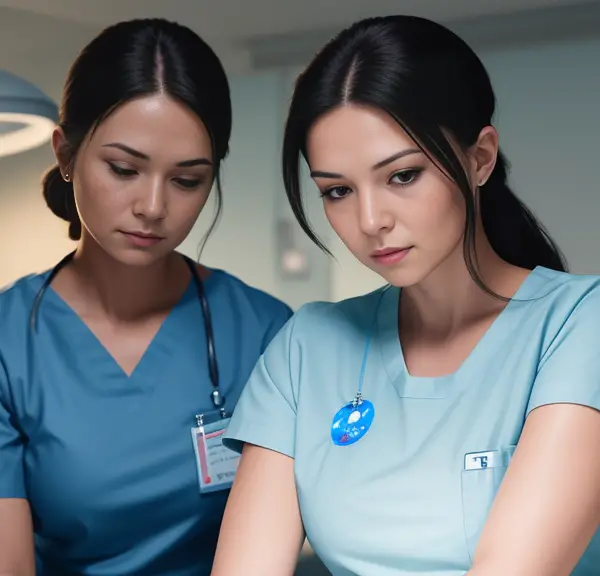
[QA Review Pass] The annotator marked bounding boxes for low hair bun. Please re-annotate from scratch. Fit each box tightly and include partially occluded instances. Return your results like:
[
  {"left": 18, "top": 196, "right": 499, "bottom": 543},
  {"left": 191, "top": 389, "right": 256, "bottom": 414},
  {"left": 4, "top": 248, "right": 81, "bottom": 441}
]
[{"left": 41, "top": 164, "right": 82, "bottom": 240}]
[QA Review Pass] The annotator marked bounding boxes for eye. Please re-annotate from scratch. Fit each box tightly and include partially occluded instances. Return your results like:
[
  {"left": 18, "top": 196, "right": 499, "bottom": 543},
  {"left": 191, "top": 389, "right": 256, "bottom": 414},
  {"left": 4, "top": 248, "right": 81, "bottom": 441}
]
[
  {"left": 108, "top": 162, "right": 137, "bottom": 178},
  {"left": 173, "top": 177, "right": 203, "bottom": 190},
  {"left": 321, "top": 186, "right": 351, "bottom": 200},
  {"left": 390, "top": 168, "right": 423, "bottom": 186}
]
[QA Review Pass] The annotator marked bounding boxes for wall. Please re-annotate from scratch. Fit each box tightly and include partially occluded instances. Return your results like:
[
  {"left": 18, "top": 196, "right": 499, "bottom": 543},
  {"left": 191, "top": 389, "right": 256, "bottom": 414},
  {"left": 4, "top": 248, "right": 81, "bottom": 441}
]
[
  {"left": 179, "top": 68, "right": 332, "bottom": 311},
  {"left": 2, "top": 10, "right": 600, "bottom": 306},
  {"left": 0, "top": 8, "right": 96, "bottom": 286},
  {"left": 179, "top": 71, "right": 283, "bottom": 299}
]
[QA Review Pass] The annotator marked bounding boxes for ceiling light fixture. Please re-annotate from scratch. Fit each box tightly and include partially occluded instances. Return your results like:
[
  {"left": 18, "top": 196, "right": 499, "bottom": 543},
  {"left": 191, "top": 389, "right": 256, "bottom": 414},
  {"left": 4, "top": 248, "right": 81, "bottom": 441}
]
[{"left": 0, "top": 70, "right": 58, "bottom": 158}]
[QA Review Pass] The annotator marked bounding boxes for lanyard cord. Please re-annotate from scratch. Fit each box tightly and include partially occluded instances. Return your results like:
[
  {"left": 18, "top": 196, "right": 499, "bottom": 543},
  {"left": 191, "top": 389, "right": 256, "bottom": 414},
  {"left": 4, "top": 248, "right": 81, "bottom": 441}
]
[
  {"left": 30, "top": 252, "right": 223, "bottom": 410},
  {"left": 183, "top": 257, "right": 223, "bottom": 409},
  {"left": 355, "top": 285, "right": 390, "bottom": 404}
]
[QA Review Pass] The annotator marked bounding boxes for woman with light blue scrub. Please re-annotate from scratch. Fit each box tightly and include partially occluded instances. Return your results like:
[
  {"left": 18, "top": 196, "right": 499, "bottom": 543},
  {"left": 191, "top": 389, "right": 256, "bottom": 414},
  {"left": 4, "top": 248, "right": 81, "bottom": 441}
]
[
  {"left": 0, "top": 18, "right": 291, "bottom": 576},
  {"left": 213, "top": 15, "right": 600, "bottom": 576}
]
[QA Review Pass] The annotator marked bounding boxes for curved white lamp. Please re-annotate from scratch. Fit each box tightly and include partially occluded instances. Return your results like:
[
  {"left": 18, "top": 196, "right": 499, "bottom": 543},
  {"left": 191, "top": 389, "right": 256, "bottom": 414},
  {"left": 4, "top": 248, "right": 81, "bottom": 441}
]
[{"left": 0, "top": 70, "right": 58, "bottom": 158}]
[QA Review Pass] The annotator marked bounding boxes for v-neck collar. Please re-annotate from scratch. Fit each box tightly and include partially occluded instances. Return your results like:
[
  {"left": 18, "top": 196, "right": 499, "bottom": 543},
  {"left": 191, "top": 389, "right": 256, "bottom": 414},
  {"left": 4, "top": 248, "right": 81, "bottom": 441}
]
[
  {"left": 45, "top": 276, "right": 197, "bottom": 385},
  {"left": 377, "top": 267, "right": 549, "bottom": 399}
]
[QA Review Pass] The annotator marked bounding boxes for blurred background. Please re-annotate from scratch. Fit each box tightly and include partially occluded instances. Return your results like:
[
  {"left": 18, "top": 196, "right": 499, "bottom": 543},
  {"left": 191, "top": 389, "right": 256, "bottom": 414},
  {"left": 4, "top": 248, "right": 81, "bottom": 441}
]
[{"left": 1, "top": 0, "right": 600, "bottom": 573}]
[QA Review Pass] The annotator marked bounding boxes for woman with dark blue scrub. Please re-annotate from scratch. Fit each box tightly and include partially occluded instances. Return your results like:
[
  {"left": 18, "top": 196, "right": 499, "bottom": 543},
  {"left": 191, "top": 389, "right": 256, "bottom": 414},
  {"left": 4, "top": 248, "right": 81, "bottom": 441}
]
[{"left": 0, "top": 18, "right": 291, "bottom": 576}]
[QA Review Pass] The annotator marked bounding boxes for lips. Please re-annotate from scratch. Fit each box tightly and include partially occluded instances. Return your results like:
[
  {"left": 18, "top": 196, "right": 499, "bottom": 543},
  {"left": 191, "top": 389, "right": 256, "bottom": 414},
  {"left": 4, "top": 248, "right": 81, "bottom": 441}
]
[
  {"left": 120, "top": 230, "right": 165, "bottom": 248},
  {"left": 371, "top": 247, "right": 410, "bottom": 258},
  {"left": 370, "top": 246, "right": 412, "bottom": 266},
  {"left": 123, "top": 231, "right": 163, "bottom": 239}
]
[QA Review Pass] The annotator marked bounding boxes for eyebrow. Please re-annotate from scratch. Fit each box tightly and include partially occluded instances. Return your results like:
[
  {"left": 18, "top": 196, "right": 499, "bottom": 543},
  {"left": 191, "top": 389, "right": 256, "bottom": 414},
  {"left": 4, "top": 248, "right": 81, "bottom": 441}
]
[
  {"left": 310, "top": 148, "right": 421, "bottom": 179},
  {"left": 102, "top": 142, "right": 212, "bottom": 167}
]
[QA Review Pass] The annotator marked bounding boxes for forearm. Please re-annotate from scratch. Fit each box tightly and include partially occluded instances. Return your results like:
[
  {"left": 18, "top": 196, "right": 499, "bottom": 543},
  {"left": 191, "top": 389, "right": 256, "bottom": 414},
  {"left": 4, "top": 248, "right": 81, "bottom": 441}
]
[
  {"left": 467, "top": 567, "right": 566, "bottom": 576},
  {"left": 212, "top": 445, "right": 304, "bottom": 575},
  {"left": 467, "top": 566, "right": 513, "bottom": 576},
  {"left": 467, "top": 564, "right": 508, "bottom": 576},
  {"left": 0, "top": 562, "right": 34, "bottom": 575},
  {"left": 467, "top": 555, "right": 574, "bottom": 576}
]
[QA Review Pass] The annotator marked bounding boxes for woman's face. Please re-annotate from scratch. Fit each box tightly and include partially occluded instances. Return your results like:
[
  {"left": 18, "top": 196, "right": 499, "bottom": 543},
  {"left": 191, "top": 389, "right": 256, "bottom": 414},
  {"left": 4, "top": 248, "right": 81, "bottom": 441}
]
[
  {"left": 307, "top": 105, "right": 483, "bottom": 287},
  {"left": 55, "top": 94, "right": 214, "bottom": 267}
]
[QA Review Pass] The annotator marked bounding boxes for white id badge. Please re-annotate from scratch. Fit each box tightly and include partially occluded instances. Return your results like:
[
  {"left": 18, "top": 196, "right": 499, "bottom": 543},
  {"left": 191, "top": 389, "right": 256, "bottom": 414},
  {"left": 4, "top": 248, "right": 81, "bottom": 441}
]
[{"left": 191, "top": 416, "right": 240, "bottom": 494}]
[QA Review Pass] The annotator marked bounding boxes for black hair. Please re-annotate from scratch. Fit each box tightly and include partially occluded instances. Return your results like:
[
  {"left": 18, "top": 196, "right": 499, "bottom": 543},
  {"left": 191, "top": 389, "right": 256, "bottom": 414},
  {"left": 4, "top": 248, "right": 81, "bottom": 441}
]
[
  {"left": 42, "top": 18, "right": 232, "bottom": 245},
  {"left": 282, "top": 15, "right": 567, "bottom": 295}
]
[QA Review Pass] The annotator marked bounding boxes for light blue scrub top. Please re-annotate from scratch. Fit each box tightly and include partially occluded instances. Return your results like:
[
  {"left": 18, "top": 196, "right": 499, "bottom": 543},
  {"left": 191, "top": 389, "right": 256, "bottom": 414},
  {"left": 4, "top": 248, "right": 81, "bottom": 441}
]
[
  {"left": 0, "top": 266, "right": 292, "bottom": 575},
  {"left": 225, "top": 266, "right": 600, "bottom": 575}
]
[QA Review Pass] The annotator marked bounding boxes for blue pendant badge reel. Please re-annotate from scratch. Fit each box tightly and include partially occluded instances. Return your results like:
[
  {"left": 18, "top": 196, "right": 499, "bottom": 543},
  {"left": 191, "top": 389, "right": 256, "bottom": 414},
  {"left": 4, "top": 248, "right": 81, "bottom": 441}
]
[
  {"left": 331, "top": 393, "right": 374, "bottom": 446},
  {"left": 330, "top": 287, "right": 387, "bottom": 447}
]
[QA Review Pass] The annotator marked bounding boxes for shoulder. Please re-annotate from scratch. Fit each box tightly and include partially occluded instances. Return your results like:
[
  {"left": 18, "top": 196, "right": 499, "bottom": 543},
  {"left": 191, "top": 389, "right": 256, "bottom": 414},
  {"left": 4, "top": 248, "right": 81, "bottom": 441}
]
[
  {"left": 0, "top": 271, "right": 48, "bottom": 326},
  {"left": 0, "top": 272, "right": 49, "bottom": 390},
  {"left": 528, "top": 267, "right": 600, "bottom": 325},
  {"left": 208, "top": 268, "right": 292, "bottom": 320},
  {"left": 205, "top": 269, "right": 293, "bottom": 350},
  {"left": 224, "top": 286, "right": 392, "bottom": 452},
  {"left": 524, "top": 267, "right": 600, "bottom": 373},
  {"left": 280, "top": 285, "right": 391, "bottom": 347}
]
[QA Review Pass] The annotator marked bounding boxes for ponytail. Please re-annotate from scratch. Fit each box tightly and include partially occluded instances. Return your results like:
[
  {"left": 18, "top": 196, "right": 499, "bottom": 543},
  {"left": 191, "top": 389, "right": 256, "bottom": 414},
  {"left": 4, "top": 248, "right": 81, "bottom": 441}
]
[{"left": 479, "top": 150, "right": 567, "bottom": 272}]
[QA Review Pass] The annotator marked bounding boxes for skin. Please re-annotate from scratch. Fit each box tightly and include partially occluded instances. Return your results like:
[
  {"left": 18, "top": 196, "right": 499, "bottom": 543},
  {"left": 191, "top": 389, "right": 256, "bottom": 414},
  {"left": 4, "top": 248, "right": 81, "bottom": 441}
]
[
  {"left": 52, "top": 93, "right": 215, "bottom": 375},
  {"left": 0, "top": 93, "right": 216, "bottom": 576},
  {"left": 212, "top": 105, "right": 600, "bottom": 575}
]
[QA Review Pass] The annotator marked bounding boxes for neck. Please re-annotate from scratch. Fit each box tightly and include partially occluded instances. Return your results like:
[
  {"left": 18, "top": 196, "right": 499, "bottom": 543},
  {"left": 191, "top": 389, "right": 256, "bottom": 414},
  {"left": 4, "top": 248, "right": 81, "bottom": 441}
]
[
  {"left": 400, "top": 228, "right": 529, "bottom": 338},
  {"left": 69, "top": 234, "right": 190, "bottom": 322}
]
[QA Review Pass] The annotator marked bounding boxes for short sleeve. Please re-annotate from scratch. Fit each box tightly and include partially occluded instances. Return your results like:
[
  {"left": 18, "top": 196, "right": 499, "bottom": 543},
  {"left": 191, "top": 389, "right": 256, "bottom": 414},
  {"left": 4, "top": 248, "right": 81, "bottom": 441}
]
[
  {"left": 0, "top": 359, "right": 26, "bottom": 498},
  {"left": 527, "top": 287, "right": 600, "bottom": 416},
  {"left": 224, "top": 308, "right": 300, "bottom": 458}
]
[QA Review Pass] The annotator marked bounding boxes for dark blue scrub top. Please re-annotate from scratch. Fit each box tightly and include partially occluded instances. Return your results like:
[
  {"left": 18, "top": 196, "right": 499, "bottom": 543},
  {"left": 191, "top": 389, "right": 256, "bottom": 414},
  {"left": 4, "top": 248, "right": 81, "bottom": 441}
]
[{"left": 0, "top": 267, "right": 292, "bottom": 575}]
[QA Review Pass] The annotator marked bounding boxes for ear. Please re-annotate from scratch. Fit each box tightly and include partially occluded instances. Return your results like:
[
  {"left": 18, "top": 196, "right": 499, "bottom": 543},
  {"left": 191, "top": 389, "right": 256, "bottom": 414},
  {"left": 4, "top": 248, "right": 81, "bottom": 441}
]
[
  {"left": 468, "top": 125, "right": 498, "bottom": 188},
  {"left": 51, "top": 128, "right": 73, "bottom": 180}
]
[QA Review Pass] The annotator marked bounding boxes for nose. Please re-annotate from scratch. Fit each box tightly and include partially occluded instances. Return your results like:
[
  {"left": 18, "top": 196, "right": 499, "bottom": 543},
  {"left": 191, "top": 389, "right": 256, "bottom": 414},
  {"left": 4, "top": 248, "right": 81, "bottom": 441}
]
[
  {"left": 358, "top": 188, "right": 394, "bottom": 236},
  {"left": 133, "top": 176, "right": 167, "bottom": 221}
]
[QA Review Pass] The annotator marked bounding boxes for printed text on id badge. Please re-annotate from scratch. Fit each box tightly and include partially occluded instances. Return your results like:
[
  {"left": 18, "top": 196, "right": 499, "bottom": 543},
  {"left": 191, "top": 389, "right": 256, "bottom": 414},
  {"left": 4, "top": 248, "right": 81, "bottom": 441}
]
[{"left": 191, "top": 417, "right": 240, "bottom": 494}]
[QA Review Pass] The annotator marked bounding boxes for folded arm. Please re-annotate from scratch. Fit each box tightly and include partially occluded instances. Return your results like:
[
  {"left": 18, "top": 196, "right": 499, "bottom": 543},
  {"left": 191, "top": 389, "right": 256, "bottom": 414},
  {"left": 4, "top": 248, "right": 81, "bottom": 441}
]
[
  {"left": 468, "top": 403, "right": 600, "bottom": 576},
  {"left": 211, "top": 443, "right": 305, "bottom": 576},
  {"left": 0, "top": 498, "right": 35, "bottom": 576}
]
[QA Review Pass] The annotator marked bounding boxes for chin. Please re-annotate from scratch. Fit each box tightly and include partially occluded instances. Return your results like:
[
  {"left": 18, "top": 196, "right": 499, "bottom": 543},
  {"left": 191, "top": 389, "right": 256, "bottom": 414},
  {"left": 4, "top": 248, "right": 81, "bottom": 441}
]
[
  {"left": 354, "top": 252, "right": 422, "bottom": 288},
  {"left": 360, "top": 260, "right": 428, "bottom": 289},
  {"left": 379, "top": 258, "right": 454, "bottom": 289},
  {"left": 379, "top": 269, "right": 423, "bottom": 288},
  {"left": 108, "top": 246, "right": 171, "bottom": 268}
]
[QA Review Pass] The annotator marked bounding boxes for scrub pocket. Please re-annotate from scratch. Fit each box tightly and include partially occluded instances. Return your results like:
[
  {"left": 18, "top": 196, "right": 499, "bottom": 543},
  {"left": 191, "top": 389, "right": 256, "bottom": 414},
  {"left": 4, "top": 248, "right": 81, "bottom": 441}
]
[{"left": 460, "top": 446, "right": 515, "bottom": 562}]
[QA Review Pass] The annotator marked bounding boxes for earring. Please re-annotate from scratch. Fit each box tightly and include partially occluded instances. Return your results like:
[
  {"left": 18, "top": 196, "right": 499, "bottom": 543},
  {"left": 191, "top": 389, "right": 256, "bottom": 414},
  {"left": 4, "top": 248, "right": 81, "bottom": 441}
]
[{"left": 64, "top": 173, "right": 69, "bottom": 182}]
